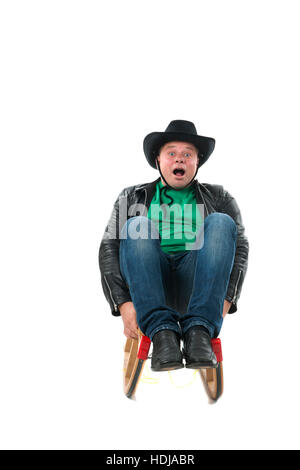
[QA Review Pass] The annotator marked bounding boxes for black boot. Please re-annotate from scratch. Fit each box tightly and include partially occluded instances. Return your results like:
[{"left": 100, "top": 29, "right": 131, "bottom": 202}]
[
  {"left": 151, "top": 330, "right": 184, "bottom": 371},
  {"left": 183, "top": 326, "right": 217, "bottom": 369}
]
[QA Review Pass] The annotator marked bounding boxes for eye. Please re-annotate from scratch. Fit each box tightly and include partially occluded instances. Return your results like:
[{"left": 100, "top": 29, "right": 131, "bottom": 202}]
[
  {"left": 184, "top": 153, "right": 191, "bottom": 158},
  {"left": 169, "top": 152, "right": 175, "bottom": 156}
]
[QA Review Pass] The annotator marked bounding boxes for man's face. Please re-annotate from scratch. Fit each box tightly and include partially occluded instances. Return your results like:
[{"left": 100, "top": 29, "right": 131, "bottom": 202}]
[{"left": 156, "top": 141, "right": 199, "bottom": 189}]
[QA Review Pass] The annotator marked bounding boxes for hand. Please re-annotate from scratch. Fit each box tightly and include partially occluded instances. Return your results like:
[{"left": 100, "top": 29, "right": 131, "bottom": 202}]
[
  {"left": 119, "top": 301, "right": 138, "bottom": 339},
  {"left": 222, "top": 299, "right": 232, "bottom": 318}
]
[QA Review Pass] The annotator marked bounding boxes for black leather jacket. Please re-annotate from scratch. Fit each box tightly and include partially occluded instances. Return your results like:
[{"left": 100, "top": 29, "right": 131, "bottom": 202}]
[{"left": 99, "top": 177, "right": 249, "bottom": 316}]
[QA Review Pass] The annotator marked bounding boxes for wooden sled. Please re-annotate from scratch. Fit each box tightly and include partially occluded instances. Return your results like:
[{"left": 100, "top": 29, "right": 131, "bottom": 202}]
[
  {"left": 123, "top": 330, "right": 224, "bottom": 402},
  {"left": 199, "top": 338, "right": 224, "bottom": 402},
  {"left": 123, "top": 329, "right": 151, "bottom": 399}
]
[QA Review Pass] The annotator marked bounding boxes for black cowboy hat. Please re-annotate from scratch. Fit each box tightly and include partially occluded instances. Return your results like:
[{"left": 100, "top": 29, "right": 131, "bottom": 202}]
[{"left": 143, "top": 120, "right": 215, "bottom": 169}]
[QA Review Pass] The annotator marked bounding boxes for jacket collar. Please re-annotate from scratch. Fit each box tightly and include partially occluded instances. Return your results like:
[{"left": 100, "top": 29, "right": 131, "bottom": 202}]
[{"left": 140, "top": 177, "right": 208, "bottom": 217}]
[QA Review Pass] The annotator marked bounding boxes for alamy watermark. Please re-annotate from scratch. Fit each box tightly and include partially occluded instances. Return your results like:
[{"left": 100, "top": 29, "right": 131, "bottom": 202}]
[{"left": 104, "top": 195, "right": 205, "bottom": 250}]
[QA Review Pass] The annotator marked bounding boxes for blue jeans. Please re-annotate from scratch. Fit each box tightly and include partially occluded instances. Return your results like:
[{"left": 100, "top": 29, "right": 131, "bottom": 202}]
[{"left": 119, "top": 213, "right": 237, "bottom": 340}]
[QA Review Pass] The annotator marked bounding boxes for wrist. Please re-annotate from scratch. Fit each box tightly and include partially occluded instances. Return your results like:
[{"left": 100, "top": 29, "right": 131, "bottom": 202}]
[{"left": 118, "top": 301, "right": 132, "bottom": 313}]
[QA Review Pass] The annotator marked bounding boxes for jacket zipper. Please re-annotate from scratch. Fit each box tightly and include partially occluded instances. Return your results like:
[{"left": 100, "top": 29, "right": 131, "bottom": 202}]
[
  {"left": 232, "top": 270, "right": 242, "bottom": 304},
  {"left": 104, "top": 275, "right": 118, "bottom": 312}
]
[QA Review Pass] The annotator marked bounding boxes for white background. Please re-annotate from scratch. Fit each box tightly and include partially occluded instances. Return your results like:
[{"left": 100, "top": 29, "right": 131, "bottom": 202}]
[{"left": 1, "top": 0, "right": 299, "bottom": 450}]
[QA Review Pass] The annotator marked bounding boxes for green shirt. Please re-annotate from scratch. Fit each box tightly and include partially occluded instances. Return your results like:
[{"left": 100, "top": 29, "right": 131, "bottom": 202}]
[{"left": 147, "top": 180, "right": 203, "bottom": 254}]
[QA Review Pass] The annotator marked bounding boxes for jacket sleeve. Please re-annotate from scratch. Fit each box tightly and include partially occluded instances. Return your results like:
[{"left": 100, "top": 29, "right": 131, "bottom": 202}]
[
  {"left": 217, "top": 187, "right": 249, "bottom": 313},
  {"left": 98, "top": 189, "right": 132, "bottom": 316}
]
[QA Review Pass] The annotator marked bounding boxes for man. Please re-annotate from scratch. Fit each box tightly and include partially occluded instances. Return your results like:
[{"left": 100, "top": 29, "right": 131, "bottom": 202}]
[{"left": 99, "top": 120, "right": 249, "bottom": 371}]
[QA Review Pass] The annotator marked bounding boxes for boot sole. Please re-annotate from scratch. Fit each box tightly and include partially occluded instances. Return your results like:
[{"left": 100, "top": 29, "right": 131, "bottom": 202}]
[
  {"left": 151, "top": 362, "right": 184, "bottom": 372},
  {"left": 185, "top": 362, "right": 218, "bottom": 369}
]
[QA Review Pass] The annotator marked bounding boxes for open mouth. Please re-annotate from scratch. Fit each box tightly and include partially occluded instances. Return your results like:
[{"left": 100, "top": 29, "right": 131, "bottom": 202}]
[{"left": 173, "top": 168, "right": 185, "bottom": 177}]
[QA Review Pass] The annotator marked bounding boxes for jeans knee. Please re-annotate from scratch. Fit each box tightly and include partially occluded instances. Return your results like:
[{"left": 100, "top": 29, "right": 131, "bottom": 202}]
[
  {"left": 120, "top": 216, "right": 160, "bottom": 240},
  {"left": 205, "top": 212, "right": 237, "bottom": 238}
]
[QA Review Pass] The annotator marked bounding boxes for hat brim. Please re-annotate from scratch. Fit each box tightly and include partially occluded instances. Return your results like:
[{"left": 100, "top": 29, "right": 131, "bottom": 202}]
[{"left": 143, "top": 132, "right": 215, "bottom": 169}]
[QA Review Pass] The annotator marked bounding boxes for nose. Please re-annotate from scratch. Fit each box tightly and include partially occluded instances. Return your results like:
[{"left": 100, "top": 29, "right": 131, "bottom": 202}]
[{"left": 175, "top": 154, "right": 184, "bottom": 163}]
